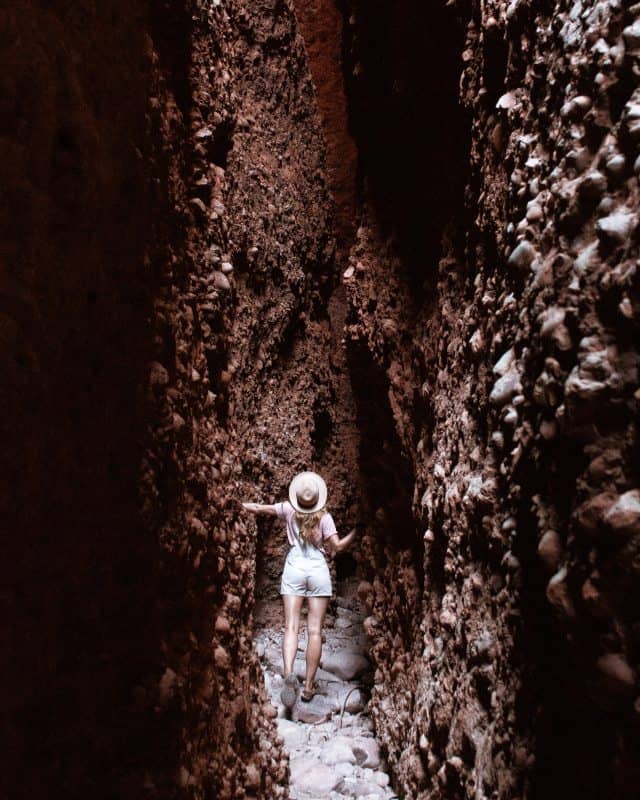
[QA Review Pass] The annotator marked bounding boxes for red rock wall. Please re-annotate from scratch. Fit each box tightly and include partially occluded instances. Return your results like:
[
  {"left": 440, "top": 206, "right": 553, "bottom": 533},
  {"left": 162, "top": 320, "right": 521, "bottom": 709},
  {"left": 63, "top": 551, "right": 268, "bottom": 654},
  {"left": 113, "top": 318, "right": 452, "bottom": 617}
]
[
  {"left": 292, "top": 0, "right": 359, "bottom": 247},
  {"left": 342, "top": 1, "right": 640, "bottom": 799},
  {"left": 5, "top": 1, "right": 640, "bottom": 799},
  {"left": 2, "top": 1, "right": 337, "bottom": 798}
]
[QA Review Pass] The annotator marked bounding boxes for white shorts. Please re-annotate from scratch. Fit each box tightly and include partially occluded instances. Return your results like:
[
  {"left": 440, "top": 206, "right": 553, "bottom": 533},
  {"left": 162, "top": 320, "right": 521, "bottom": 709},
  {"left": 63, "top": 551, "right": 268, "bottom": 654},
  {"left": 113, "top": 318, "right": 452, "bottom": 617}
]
[{"left": 280, "top": 552, "right": 332, "bottom": 597}]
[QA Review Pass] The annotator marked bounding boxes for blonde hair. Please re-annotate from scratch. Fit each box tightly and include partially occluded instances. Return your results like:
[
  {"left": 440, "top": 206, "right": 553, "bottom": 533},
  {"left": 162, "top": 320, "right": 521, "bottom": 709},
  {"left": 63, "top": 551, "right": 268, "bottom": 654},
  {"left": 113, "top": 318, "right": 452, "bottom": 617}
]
[{"left": 294, "top": 507, "right": 326, "bottom": 547}]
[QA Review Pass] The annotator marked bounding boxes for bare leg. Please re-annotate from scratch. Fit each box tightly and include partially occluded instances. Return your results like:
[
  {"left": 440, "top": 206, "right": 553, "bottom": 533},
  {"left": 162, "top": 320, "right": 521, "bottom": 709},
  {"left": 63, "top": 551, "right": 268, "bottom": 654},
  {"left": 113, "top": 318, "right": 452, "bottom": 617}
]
[
  {"left": 282, "top": 595, "right": 304, "bottom": 675},
  {"left": 305, "top": 596, "right": 329, "bottom": 692}
]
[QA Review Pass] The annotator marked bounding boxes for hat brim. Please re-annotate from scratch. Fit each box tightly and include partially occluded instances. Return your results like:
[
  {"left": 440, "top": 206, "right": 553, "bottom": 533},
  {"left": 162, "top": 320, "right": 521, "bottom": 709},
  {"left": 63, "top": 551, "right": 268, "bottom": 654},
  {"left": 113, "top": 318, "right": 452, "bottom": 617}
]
[{"left": 288, "top": 471, "right": 328, "bottom": 514}]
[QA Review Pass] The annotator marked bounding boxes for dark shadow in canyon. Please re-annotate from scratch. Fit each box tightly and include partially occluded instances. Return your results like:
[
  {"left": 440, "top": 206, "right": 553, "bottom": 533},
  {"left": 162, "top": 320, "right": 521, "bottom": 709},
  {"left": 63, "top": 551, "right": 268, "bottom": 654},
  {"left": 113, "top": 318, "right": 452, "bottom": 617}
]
[
  {"left": 3, "top": 6, "right": 188, "bottom": 797},
  {"left": 512, "top": 439, "right": 634, "bottom": 800},
  {"left": 149, "top": 0, "right": 192, "bottom": 116},
  {"left": 342, "top": 0, "right": 471, "bottom": 300},
  {"left": 8, "top": 155, "right": 170, "bottom": 800},
  {"left": 334, "top": 0, "right": 473, "bottom": 650},
  {"left": 346, "top": 340, "right": 423, "bottom": 590}
]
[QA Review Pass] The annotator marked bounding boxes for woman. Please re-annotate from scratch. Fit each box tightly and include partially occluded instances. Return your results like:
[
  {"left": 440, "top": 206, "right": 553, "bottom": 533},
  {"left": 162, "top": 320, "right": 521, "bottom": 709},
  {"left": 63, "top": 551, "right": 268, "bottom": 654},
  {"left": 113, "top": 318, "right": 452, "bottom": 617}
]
[{"left": 242, "top": 471, "right": 356, "bottom": 707}]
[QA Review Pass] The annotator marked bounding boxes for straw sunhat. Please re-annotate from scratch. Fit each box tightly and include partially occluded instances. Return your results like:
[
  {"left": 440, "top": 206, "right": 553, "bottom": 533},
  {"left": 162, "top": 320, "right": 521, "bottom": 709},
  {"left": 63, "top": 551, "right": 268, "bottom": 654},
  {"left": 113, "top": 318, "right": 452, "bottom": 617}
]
[{"left": 289, "top": 471, "right": 327, "bottom": 514}]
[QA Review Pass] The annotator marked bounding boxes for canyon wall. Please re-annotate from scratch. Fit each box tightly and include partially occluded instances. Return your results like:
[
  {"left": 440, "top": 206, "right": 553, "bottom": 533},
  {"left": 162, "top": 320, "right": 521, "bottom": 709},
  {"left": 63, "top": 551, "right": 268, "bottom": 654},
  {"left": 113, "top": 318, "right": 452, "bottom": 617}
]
[
  {"left": 3, "top": 1, "right": 640, "bottom": 799},
  {"left": 343, "top": 1, "right": 640, "bottom": 799},
  {"left": 2, "top": 1, "right": 338, "bottom": 798},
  {"left": 2, "top": 4, "right": 160, "bottom": 796}
]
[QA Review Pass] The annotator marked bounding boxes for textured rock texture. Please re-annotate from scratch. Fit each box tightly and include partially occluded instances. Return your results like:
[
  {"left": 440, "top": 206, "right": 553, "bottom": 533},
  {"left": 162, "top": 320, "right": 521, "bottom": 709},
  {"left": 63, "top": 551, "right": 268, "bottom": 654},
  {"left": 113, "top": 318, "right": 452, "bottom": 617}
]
[
  {"left": 343, "top": 1, "right": 640, "bottom": 799},
  {"left": 293, "top": 0, "right": 358, "bottom": 246},
  {"left": 2, "top": 1, "right": 338, "bottom": 798},
  {"left": 4, "top": 1, "right": 640, "bottom": 800}
]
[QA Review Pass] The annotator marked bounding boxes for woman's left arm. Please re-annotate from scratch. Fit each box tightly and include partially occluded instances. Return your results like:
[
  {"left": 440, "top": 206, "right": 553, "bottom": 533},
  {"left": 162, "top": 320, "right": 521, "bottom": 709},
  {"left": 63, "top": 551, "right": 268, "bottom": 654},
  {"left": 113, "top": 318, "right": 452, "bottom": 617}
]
[{"left": 325, "top": 528, "right": 357, "bottom": 554}]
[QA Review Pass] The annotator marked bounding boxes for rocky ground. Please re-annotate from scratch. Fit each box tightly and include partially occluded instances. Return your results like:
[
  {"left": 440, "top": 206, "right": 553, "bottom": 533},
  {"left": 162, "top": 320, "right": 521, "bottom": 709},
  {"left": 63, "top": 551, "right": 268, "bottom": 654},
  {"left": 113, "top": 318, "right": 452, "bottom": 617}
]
[{"left": 254, "top": 580, "right": 397, "bottom": 800}]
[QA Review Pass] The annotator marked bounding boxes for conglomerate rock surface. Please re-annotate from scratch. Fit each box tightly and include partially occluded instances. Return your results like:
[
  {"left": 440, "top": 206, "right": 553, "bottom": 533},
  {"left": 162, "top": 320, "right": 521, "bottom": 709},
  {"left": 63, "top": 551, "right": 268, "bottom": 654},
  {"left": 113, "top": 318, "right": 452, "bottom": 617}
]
[
  {"left": 2, "top": 1, "right": 640, "bottom": 800},
  {"left": 342, "top": 1, "right": 640, "bottom": 799}
]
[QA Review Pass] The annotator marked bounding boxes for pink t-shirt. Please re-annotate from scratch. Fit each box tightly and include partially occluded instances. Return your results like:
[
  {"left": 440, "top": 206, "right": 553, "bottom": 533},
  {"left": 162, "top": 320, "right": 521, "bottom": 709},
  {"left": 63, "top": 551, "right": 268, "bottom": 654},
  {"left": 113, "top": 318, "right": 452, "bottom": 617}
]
[{"left": 274, "top": 501, "right": 337, "bottom": 552}]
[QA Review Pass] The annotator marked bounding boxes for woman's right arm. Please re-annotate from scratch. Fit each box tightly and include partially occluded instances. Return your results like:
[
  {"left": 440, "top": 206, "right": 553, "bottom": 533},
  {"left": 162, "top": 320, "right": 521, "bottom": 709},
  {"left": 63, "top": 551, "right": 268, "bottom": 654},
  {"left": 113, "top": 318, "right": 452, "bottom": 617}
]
[{"left": 241, "top": 502, "right": 278, "bottom": 516}]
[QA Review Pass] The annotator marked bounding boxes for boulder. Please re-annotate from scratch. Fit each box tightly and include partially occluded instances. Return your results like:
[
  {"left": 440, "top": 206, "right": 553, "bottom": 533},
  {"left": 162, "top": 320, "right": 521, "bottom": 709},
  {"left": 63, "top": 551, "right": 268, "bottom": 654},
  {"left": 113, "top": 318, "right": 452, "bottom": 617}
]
[
  {"left": 294, "top": 693, "right": 334, "bottom": 724},
  {"left": 290, "top": 762, "right": 343, "bottom": 796},
  {"left": 352, "top": 737, "right": 381, "bottom": 769},
  {"left": 321, "top": 651, "right": 370, "bottom": 681},
  {"left": 339, "top": 778, "right": 387, "bottom": 798},
  {"left": 320, "top": 737, "right": 357, "bottom": 766},
  {"left": 276, "top": 718, "right": 307, "bottom": 751}
]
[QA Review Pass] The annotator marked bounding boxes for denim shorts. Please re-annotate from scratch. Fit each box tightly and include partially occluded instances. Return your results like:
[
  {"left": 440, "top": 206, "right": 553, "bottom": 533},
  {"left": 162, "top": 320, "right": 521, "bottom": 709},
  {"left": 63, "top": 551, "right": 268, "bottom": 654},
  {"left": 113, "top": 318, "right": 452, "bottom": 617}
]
[{"left": 280, "top": 551, "right": 332, "bottom": 597}]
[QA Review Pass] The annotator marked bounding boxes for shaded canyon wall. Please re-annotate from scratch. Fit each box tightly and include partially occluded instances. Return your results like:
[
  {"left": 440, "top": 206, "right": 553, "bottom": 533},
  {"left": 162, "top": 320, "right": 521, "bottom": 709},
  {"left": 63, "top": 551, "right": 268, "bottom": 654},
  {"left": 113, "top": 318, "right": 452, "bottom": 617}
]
[{"left": 2, "top": 1, "right": 340, "bottom": 798}]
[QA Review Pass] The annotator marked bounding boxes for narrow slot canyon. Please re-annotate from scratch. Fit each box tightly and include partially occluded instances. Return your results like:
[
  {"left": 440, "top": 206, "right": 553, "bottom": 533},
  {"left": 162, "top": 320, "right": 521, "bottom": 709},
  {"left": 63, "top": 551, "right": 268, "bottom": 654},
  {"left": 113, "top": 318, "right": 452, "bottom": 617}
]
[{"left": 3, "top": 2, "right": 640, "bottom": 800}]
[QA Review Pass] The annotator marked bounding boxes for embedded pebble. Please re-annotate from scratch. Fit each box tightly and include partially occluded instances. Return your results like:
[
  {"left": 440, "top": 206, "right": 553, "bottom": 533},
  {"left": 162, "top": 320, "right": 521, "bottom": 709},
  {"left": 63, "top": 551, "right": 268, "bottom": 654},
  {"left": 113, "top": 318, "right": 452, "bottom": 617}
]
[
  {"left": 578, "top": 170, "right": 607, "bottom": 201},
  {"left": 623, "top": 20, "right": 640, "bottom": 50},
  {"left": 540, "top": 310, "right": 571, "bottom": 350},
  {"left": 490, "top": 368, "right": 522, "bottom": 406},
  {"left": 352, "top": 738, "right": 381, "bottom": 769},
  {"left": 213, "top": 271, "right": 232, "bottom": 290},
  {"left": 546, "top": 567, "right": 576, "bottom": 618},
  {"left": 596, "top": 211, "right": 637, "bottom": 243},
  {"left": 292, "top": 762, "right": 343, "bottom": 795},
  {"left": 322, "top": 651, "right": 371, "bottom": 681},
  {"left": 501, "top": 405, "right": 518, "bottom": 428},
  {"left": 627, "top": 103, "right": 640, "bottom": 140},
  {"left": 149, "top": 361, "right": 170, "bottom": 387},
  {"left": 320, "top": 738, "right": 358, "bottom": 766},
  {"left": 564, "top": 367, "right": 606, "bottom": 402},
  {"left": 493, "top": 347, "right": 516, "bottom": 376},
  {"left": 507, "top": 240, "right": 536, "bottom": 270},
  {"left": 596, "top": 654, "right": 636, "bottom": 691},
  {"left": 604, "top": 490, "right": 640, "bottom": 538},
  {"left": 538, "top": 530, "right": 563, "bottom": 572},
  {"left": 526, "top": 203, "right": 544, "bottom": 222},
  {"left": 605, "top": 154, "right": 626, "bottom": 179}
]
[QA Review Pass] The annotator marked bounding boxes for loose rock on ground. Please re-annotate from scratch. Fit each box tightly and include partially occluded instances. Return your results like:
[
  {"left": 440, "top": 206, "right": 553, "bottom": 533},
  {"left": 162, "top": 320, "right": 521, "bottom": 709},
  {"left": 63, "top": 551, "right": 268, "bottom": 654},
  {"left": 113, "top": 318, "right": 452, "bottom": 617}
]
[{"left": 254, "top": 579, "right": 397, "bottom": 800}]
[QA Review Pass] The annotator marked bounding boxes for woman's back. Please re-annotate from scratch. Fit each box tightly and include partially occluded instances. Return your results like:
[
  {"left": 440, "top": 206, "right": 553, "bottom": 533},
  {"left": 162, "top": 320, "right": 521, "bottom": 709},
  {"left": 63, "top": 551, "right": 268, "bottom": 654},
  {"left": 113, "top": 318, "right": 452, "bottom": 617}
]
[{"left": 275, "top": 500, "right": 336, "bottom": 560}]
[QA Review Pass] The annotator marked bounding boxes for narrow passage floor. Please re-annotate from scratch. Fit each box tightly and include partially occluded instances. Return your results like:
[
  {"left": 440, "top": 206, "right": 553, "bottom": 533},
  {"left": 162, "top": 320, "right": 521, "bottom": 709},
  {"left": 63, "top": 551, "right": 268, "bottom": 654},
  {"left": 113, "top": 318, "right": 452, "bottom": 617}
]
[{"left": 254, "top": 579, "right": 397, "bottom": 800}]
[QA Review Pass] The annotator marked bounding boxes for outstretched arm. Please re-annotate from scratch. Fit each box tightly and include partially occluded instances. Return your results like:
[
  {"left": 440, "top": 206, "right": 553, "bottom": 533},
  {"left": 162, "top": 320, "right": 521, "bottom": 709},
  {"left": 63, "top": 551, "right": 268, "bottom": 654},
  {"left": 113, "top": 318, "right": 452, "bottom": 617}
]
[
  {"left": 325, "top": 527, "right": 358, "bottom": 554},
  {"left": 241, "top": 502, "right": 278, "bottom": 516}
]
